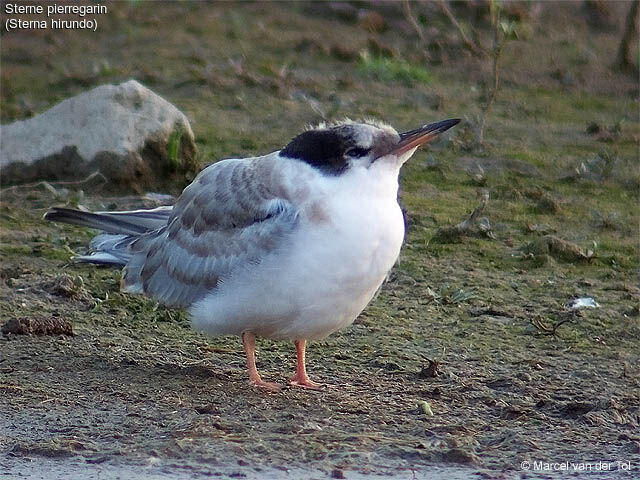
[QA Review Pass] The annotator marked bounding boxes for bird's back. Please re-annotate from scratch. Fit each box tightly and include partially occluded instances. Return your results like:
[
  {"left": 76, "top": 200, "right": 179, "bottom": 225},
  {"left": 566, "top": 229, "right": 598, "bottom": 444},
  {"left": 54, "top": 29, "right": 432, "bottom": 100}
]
[{"left": 121, "top": 155, "right": 300, "bottom": 308}]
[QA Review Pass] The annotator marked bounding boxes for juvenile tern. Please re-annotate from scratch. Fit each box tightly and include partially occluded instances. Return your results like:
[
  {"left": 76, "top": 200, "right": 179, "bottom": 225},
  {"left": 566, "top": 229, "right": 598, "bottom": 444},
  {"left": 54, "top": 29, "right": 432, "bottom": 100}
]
[{"left": 45, "top": 118, "right": 460, "bottom": 391}]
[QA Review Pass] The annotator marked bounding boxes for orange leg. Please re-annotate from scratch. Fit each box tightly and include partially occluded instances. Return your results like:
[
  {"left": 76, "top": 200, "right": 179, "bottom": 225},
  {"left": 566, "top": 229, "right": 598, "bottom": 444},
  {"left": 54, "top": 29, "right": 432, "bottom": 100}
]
[
  {"left": 242, "top": 332, "right": 281, "bottom": 392},
  {"left": 289, "top": 339, "right": 323, "bottom": 390}
]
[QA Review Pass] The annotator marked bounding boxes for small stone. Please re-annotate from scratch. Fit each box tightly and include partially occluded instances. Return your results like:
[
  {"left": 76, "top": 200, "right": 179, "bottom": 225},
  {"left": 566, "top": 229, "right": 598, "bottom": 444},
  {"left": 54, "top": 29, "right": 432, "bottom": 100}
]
[
  {"left": 195, "top": 405, "right": 218, "bottom": 415},
  {"left": 517, "top": 372, "right": 532, "bottom": 382},
  {"left": 331, "top": 468, "right": 346, "bottom": 479}
]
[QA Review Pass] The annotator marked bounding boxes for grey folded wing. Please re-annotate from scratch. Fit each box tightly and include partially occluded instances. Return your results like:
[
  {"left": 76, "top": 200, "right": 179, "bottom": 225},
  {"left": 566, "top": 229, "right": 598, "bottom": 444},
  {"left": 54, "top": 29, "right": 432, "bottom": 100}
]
[
  {"left": 121, "top": 158, "right": 298, "bottom": 308},
  {"left": 44, "top": 205, "right": 174, "bottom": 266}
]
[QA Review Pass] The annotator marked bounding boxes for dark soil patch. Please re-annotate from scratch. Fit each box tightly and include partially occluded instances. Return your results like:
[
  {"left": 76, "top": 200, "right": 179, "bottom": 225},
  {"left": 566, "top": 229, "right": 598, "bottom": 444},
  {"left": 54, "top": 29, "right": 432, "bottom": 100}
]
[{"left": 2, "top": 316, "right": 73, "bottom": 336}]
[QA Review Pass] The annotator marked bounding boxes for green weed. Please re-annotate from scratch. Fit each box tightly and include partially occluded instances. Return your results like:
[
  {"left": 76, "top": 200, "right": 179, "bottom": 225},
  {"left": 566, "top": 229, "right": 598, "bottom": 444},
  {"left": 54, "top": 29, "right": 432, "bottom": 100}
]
[{"left": 358, "top": 52, "right": 431, "bottom": 86}]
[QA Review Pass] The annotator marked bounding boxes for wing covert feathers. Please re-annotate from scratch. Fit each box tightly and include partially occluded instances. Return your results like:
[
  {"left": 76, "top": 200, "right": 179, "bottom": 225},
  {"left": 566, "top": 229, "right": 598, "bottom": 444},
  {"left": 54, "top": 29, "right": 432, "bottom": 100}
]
[{"left": 121, "top": 158, "right": 298, "bottom": 307}]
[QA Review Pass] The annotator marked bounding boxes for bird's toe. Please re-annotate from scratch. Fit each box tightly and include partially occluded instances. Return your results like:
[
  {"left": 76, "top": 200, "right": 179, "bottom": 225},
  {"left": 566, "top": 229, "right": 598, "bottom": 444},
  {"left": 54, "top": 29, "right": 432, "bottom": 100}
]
[
  {"left": 249, "top": 378, "right": 282, "bottom": 392},
  {"left": 289, "top": 375, "right": 325, "bottom": 390}
]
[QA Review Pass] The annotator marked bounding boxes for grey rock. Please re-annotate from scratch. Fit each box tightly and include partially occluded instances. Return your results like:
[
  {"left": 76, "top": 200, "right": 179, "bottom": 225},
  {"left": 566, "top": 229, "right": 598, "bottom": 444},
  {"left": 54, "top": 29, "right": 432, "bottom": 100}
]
[{"left": 1, "top": 79, "right": 197, "bottom": 191}]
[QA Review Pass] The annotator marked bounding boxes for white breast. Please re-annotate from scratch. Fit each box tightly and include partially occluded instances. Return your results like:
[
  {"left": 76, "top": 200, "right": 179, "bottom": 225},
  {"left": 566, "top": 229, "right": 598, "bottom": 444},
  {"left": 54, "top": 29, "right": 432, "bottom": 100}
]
[{"left": 190, "top": 160, "right": 405, "bottom": 340}]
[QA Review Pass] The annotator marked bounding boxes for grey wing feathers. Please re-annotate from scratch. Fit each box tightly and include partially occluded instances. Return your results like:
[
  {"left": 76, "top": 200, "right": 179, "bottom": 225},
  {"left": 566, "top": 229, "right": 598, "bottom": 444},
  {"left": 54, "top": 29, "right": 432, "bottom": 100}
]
[
  {"left": 44, "top": 206, "right": 173, "bottom": 266},
  {"left": 121, "top": 159, "right": 299, "bottom": 308},
  {"left": 94, "top": 206, "right": 173, "bottom": 231},
  {"left": 79, "top": 234, "right": 135, "bottom": 265},
  {"left": 44, "top": 206, "right": 172, "bottom": 235}
]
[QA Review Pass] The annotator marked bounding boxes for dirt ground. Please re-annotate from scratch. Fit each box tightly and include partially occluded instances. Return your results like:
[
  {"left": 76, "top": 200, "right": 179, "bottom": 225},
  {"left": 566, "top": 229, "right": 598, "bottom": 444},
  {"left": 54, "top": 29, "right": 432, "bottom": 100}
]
[{"left": 1, "top": 2, "right": 639, "bottom": 479}]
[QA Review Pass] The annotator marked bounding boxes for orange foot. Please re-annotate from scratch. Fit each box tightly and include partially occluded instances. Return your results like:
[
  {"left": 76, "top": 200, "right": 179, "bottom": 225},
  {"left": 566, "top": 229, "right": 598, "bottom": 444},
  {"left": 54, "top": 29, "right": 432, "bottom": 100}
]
[
  {"left": 249, "top": 377, "right": 282, "bottom": 392},
  {"left": 289, "top": 373, "right": 325, "bottom": 390}
]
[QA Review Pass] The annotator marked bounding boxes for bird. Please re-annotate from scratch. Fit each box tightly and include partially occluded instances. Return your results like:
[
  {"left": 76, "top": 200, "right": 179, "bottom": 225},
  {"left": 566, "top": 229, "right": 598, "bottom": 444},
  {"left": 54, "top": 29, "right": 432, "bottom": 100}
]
[{"left": 44, "top": 117, "right": 460, "bottom": 391}]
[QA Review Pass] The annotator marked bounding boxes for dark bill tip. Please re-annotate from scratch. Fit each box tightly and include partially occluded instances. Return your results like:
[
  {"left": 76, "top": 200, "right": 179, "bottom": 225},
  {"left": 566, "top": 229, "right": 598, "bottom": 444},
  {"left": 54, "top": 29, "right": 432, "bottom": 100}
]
[
  {"left": 390, "top": 118, "right": 461, "bottom": 157},
  {"left": 399, "top": 118, "right": 461, "bottom": 140}
]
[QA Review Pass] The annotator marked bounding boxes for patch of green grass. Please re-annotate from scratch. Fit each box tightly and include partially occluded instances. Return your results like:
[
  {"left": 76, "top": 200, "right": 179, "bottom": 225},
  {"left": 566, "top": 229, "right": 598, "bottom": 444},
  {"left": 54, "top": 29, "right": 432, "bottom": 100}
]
[
  {"left": 358, "top": 53, "right": 431, "bottom": 87},
  {"left": 0, "top": 244, "right": 31, "bottom": 256},
  {"left": 166, "top": 129, "right": 183, "bottom": 169},
  {"left": 514, "top": 86, "right": 630, "bottom": 125},
  {"left": 35, "top": 247, "right": 74, "bottom": 261}
]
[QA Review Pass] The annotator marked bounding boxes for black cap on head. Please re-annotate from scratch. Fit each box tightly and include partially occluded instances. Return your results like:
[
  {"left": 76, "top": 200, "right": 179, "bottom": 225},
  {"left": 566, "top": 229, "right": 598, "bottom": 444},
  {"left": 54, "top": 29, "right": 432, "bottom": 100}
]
[{"left": 281, "top": 127, "right": 355, "bottom": 175}]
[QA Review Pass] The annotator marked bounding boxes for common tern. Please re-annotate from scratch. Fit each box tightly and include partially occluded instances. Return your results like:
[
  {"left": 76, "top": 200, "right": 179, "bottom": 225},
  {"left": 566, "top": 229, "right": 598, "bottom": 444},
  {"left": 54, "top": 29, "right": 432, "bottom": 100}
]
[{"left": 45, "top": 118, "right": 460, "bottom": 391}]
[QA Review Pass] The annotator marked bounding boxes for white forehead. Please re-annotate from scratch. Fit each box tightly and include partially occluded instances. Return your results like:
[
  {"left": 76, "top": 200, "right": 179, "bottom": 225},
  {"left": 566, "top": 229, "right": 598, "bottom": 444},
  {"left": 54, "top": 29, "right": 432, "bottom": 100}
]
[
  {"left": 353, "top": 122, "right": 400, "bottom": 149},
  {"left": 351, "top": 124, "right": 376, "bottom": 148},
  {"left": 310, "top": 118, "right": 399, "bottom": 148}
]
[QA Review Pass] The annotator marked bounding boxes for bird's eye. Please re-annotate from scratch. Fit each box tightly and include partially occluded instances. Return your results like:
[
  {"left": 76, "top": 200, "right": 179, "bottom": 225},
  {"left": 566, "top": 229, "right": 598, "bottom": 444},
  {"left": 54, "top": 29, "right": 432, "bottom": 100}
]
[{"left": 345, "top": 147, "right": 370, "bottom": 158}]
